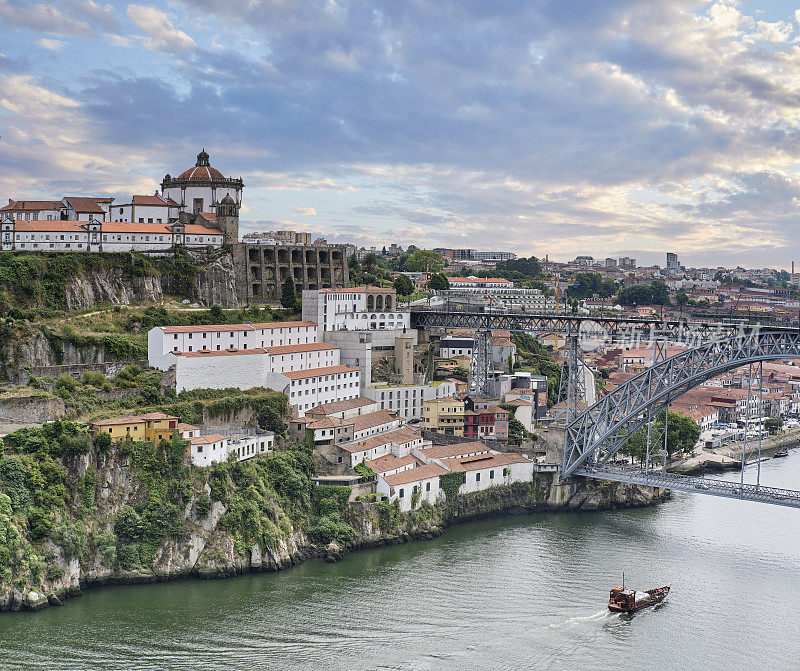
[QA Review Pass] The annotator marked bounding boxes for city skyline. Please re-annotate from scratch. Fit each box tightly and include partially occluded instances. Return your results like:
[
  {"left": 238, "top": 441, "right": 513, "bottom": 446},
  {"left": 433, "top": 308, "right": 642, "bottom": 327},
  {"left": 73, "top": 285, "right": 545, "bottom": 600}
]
[{"left": 3, "top": 1, "right": 800, "bottom": 267}]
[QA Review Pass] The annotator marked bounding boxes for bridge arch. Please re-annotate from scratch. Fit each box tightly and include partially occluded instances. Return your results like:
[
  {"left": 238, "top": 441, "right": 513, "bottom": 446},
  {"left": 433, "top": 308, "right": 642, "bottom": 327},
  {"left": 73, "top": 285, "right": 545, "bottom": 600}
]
[{"left": 563, "top": 330, "right": 800, "bottom": 477}]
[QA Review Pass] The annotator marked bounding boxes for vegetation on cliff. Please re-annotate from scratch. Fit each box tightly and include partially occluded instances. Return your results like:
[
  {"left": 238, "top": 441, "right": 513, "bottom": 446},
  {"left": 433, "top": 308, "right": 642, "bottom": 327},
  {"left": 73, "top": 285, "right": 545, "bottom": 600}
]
[{"left": 0, "top": 422, "right": 358, "bottom": 606}]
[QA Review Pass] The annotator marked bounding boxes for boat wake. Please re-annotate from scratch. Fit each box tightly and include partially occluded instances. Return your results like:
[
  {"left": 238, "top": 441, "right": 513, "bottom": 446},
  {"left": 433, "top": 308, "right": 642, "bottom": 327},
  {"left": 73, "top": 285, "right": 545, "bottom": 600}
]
[{"left": 548, "top": 610, "right": 610, "bottom": 629}]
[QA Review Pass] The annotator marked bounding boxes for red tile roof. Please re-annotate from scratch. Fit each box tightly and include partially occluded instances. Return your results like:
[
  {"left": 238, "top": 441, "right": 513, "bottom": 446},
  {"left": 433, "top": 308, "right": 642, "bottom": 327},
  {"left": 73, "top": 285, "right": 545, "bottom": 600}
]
[
  {"left": 190, "top": 434, "right": 227, "bottom": 445},
  {"left": 131, "top": 195, "right": 170, "bottom": 206},
  {"left": 365, "top": 453, "right": 424, "bottom": 474},
  {"left": 173, "top": 347, "right": 266, "bottom": 358},
  {"left": 267, "top": 342, "right": 338, "bottom": 355},
  {"left": 159, "top": 324, "right": 255, "bottom": 333},
  {"left": 382, "top": 463, "right": 447, "bottom": 486},
  {"left": 306, "top": 397, "right": 377, "bottom": 416},
  {"left": 420, "top": 441, "right": 492, "bottom": 460},
  {"left": 282, "top": 364, "right": 359, "bottom": 380},
  {"left": 0, "top": 200, "right": 62, "bottom": 211},
  {"left": 252, "top": 321, "right": 317, "bottom": 329},
  {"left": 177, "top": 165, "right": 225, "bottom": 181},
  {"left": 63, "top": 197, "right": 108, "bottom": 213},
  {"left": 440, "top": 452, "right": 532, "bottom": 472}
]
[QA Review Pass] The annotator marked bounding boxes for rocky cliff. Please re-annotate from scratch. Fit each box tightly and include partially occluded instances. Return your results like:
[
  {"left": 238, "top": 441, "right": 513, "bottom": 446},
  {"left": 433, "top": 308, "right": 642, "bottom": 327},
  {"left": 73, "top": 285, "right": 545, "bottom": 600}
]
[{"left": 0, "top": 428, "right": 667, "bottom": 613}]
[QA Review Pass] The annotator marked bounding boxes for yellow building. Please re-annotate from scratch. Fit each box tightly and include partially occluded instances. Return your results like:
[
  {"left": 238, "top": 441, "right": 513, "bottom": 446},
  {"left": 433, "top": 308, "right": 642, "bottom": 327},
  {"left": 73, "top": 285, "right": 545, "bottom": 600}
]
[
  {"left": 91, "top": 412, "right": 180, "bottom": 443},
  {"left": 422, "top": 397, "right": 465, "bottom": 436}
]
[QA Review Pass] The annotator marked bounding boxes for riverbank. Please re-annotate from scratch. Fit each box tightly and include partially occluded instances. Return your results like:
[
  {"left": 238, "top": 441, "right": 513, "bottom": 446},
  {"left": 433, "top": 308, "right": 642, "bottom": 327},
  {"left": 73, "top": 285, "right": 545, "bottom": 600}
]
[
  {"left": 672, "top": 429, "right": 800, "bottom": 475},
  {"left": 0, "top": 456, "right": 668, "bottom": 613}
]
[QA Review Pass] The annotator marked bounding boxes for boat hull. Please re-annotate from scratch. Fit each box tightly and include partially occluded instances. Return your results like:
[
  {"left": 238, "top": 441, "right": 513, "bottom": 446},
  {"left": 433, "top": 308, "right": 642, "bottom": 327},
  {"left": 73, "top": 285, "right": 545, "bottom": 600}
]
[{"left": 608, "top": 586, "right": 669, "bottom": 613}]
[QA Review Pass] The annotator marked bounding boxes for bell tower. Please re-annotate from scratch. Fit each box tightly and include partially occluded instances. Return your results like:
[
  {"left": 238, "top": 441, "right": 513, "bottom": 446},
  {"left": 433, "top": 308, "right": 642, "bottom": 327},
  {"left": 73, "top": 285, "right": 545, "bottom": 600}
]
[{"left": 217, "top": 192, "right": 239, "bottom": 245}]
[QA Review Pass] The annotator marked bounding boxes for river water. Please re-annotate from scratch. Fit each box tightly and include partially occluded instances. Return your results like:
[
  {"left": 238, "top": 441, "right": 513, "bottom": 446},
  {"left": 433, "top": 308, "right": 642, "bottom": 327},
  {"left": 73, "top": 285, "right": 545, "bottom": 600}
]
[{"left": 2, "top": 453, "right": 800, "bottom": 671}]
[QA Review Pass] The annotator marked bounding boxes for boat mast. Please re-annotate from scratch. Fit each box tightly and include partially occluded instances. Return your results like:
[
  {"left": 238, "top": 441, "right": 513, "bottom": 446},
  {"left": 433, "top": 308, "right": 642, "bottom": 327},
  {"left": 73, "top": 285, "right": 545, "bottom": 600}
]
[{"left": 623, "top": 572, "right": 625, "bottom": 590}]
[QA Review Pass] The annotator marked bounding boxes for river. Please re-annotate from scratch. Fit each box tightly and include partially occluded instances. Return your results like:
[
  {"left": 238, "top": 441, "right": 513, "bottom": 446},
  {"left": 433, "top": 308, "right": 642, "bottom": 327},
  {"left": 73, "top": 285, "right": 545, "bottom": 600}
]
[{"left": 2, "top": 452, "right": 800, "bottom": 671}]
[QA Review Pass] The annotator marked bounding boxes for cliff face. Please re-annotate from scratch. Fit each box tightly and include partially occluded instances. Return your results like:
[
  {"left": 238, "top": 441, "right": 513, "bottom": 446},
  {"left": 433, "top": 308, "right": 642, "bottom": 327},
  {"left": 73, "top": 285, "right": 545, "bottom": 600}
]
[
  {"left": 0, "top": 440, "right": 667, "bottom": 613},
  {"left": 60, "top": 254, "right": 240, "bottom": 310}
]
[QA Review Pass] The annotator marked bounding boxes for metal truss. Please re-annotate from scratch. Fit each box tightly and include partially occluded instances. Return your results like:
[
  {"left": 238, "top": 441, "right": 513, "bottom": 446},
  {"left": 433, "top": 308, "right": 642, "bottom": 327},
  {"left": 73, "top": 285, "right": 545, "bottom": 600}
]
[
  {"left": 575, "top": 465, "right": 800, "bottom": 509},
  {"left": 467, "top": 330, "right": 494, "bottom": 397},
  {"left": 553, "top": 333, "right": 589, "bottom": 424},
  {"left": 410, "top": 309, "right": 781, "bottom": 339},
  {"left": 562, "top": 329, "right": 800, "bottom": 477}
]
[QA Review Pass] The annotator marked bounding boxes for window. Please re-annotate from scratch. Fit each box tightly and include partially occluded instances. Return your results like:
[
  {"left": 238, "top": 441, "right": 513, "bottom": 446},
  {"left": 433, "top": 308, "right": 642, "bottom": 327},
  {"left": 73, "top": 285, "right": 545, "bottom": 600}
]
[
  {"left": 398, "top": 488, "right": 404, "bottom": 498},
  {"left": 425, "top": 482, "right": 431, "bottom": 492},
  {"left": 490, "top": 470, "right": 495, "bottom": 479},
  {"left": 476, "top": 472, "right": 481, "bottom": 482}
]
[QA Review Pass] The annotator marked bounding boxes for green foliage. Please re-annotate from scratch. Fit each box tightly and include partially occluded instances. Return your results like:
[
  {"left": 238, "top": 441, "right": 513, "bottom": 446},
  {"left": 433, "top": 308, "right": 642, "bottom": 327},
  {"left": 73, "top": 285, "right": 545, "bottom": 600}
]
[
  {"left": 393, "top": 274, "right": 415, "bottom": 297},
  {"left": 765, "top": 417, "right": 783, "bottom": 434},
  {"left": 354, "top": 462, "right": 376, "bottom": 478},
  {"left": 495, "top": 256, "right": 542, "bottom": 278},
  {"left": 376, "top": 499, "right": 401, "bottom": 533},
  {"left": 281, "top": 277, "right": 299, "bottom": 310},
  {"left": 427, "top": 273, "right": 450, "bottom": 291},
  {"left": 82, "top": 371, "right": 108, "bottom": 387},
  {"left": 566, "top": 272, "right": 616, "bottom": 300},
  {"left": 439, "top": 471, "right": 466, "bottom": 500},
  {"left": 397, "top": 249, "right": 444, "bottom": 273},
  {"left": 94, "top": 432, "right": 112, "bottom": 452},
  {"left": 618, "top": 280, "right": 671, "bottom": 307},
  {"left": 307, "top": 514, "right": 356, "bottom": 545},
  {"left": 193, "top": 494, "right": 212, "bottom": 519},
  {"left": 257, "top": 405, "right": 287, "bottom": 436},
  {"left": 0, "top": 457, "right": 32, "bottom": 511}
]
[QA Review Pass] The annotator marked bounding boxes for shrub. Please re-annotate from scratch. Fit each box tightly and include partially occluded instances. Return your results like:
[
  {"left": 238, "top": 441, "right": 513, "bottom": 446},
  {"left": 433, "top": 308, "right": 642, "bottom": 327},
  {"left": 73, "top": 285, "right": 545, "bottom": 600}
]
[
  {"left": 193, "top": 494, "right": 212, "bottom": 519},
  {"left": 94, "top": 432, "right": 112, "bottom": 452},
  {"left": 82, "top": 371, "right": 107, "bottom": 387},
  {"left": 27, "top": 506, "right": 53, "bottom": 541},
  {"left": 0, "top": 457, "right": 31, "bottom": 511},
  {"left": 54, "top": 374, "right": 78, "bottom": 393}
]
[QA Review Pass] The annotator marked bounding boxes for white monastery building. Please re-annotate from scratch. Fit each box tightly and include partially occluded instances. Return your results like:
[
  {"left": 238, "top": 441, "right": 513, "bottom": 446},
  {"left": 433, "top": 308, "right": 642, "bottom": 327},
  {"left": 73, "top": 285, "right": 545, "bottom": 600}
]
[{"left": 1, "top": 150, "right": 241, "bottom": 252}]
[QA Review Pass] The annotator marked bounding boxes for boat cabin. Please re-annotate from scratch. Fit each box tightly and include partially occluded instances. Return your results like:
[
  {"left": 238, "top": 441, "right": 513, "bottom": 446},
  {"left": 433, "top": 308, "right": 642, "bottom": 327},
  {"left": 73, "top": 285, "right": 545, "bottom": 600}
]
[{"left": 609, "top": 586, "right": 636, "bottom": 610}]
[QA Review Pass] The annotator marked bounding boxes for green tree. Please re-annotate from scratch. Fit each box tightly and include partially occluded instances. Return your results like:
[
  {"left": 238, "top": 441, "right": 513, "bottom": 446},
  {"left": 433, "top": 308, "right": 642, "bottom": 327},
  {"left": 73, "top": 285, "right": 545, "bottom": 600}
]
[
  {"left": 393, "top": 274, "right": 415, "bottom": 297},
  {"left": 765, "top": 417, "right": 783, "bottom": 435},
  {"left": 428, "top": 273, "right": 450, "bottom": 291},
  {"left": 257, "top": 406, "right": 287, "bottom": 436},
  {"left": 658, "top": 410, "right": 700, "bottom": 455},
  {"left": 208, "top": 304, "right": 225, "bottom": 322},
  {"left": 281, "top": 278, "right": 299, "bottom": 310},
  {"left": 675, "top": 291, "right": 689, "bottom": 307},
  {"left": 496, "top": 256, "right": 542, "bottom": 278},
  {"left": 650, "top": 280, "right": 670, "bottom": 306},
  {"left": 404, "top": 250, "right": 444, "bottom": 272}
]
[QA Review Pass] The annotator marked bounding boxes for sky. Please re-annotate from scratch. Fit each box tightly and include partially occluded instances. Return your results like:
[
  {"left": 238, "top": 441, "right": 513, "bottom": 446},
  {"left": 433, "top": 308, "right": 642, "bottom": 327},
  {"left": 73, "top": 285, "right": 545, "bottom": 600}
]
[{"left": 2, "top": 1, "right": 800, "bottom": 268}]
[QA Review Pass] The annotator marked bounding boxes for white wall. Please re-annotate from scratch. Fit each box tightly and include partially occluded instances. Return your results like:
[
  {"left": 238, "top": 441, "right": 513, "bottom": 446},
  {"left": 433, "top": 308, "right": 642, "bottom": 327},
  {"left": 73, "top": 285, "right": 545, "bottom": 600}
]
[{"left": 377, "top": 474, "right": 444, "bottom": 511}]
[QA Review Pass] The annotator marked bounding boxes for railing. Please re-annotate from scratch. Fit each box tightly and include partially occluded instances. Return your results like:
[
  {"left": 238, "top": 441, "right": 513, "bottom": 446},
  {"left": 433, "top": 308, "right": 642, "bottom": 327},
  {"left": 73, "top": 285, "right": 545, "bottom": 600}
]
[{"left": 574, "top": 464, "right": 800, "bottom": 509}]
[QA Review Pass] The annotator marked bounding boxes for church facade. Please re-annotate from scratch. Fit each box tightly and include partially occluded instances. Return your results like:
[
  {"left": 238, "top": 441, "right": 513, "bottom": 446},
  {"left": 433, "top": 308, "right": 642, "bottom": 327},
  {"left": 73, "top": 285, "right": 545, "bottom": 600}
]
[{"left": 1, "top": 150, "right": 238, "bottom": 253}]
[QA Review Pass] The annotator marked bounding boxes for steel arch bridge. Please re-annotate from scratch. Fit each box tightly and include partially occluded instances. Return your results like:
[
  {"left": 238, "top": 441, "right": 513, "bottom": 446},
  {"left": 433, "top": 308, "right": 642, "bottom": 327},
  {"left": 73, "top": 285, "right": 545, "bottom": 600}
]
[{"left": 562, "top": 329, "right": 800, "bottom": 481}]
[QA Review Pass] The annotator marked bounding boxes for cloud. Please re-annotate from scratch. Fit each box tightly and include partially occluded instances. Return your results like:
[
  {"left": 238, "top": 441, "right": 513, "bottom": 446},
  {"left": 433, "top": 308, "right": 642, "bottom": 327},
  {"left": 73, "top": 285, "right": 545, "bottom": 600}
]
[
  {"left": 37, "top": 37, "right": 65, "bottom": 51},
  {"left": 6, "top": 0, "right": 800, "bottom": 265},
  {"left": 127, "top": 4, "right": 196, "bottom": 53},
  {"left": 0, "top": 0, "right": 90, "bottom": 36}
]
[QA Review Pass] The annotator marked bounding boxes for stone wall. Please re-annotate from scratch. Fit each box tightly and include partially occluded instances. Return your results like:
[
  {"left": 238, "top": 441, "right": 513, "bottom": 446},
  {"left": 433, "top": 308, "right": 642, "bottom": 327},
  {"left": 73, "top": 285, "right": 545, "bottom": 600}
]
[
  {"left": 13, "top": 360, "right": 148, "bottom": 386},
  {"left": 0, "top": 394, "right": 66, "bottom": 423},
  {"left": 234, "top": 243, "right": 350, "bottom": 303}
]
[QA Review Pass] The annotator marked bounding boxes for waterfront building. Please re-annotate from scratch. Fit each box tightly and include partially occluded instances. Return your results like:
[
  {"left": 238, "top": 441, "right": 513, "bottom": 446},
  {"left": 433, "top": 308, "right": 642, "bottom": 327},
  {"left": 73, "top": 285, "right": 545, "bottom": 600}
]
[
  {"left": 363, "top": 380, "right": 456, "bottom": 420},
  {"left": 189, "top": 432, "right": 275, "bottom": 467},
  {"left": 422, "top": 397, "right": 466, "bottom": 436}
]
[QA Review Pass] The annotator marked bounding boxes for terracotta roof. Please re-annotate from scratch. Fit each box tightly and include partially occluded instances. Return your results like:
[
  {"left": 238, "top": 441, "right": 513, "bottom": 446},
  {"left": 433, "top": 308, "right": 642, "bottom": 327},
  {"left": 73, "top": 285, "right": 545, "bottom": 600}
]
[
  {"left": 0, "top": 200, "right": 61, "bottom": 211},
  {"left": 306, "top": 396, "right": 378, "bottom": 416},
  {"left": 8, "top": 221, "right": 87, "bottom": 232},
  {"left": 178, "top": 422, "right": 199, "bottom": 431},
  {"left": 340, "top": 426, "right": 421, "bottom": 453},
  {"left": 183, "top": 224, "right": 222, "bottom": 236},
  {"left": 189, "top": 434, "right": 227, "bottom": 445},
  {"left": 159, "top": 324, "right": 255, "bottom": 333},
  {"left": 63, "top": 197, "right": 108, "bottom": 213},
  {"left": 282, "top": 364, "right": 358, "bottom": 380},
  {"left": 177, "top": 165, "right": 226, "bottom": 181},
  {"left": 305, "top": 417, "right": 345, "bottom": 430},
  {"left": 267, "top": 342, "right": 338, "bottom": 355},
  {"left": 101, "top": 222, "right": 171, "bottom": 234},
  {"left": 91, "top": 412, "right": 177, "bottom": 427},
  {"left": 440, "top": 452, "right": 532, "bottom": 472},
  {"left": 173, "top": 347, "right": 266, "bottom": 358},
  {"left": 252, "top": 321, "right": 317, "bottom": 329},
  {"left": 364, "top": 453, "right": 424, "bottom": 474},
  {"left": 420, "top": 441, "right": 492, "bottom": 460},
  {"left": 382, "top": 463, "right": 448, "bottom": 486},
  {"left": 139, "top": 412, "right": 178, "bottom": 420},
  {"left": 320, "top": 285, "right": 394, "bottom": 294},
  {"left": 351, "top": 409, "right": 401, "bottom": 432},
  {"left": 132, "top": 195, "right": 169, "bottom": 206},
  {"left": 91, "top": 415, "right": 146, "bottom": 427},
  {"left": 448, "top": 277, "right": 511, "bottom": 284}
]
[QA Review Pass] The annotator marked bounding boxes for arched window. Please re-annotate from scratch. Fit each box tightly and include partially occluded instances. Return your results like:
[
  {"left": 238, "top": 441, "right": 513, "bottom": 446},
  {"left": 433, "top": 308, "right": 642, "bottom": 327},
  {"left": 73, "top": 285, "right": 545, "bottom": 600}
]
[
  {"left": 367, "top": 295, "right": 375, "bottom": 310},
  {"left": 376, "top": 295, "right": 384, "bottom": 310},
  {"left": 385, "top": 295, "right": 392, "bottom": 310}
]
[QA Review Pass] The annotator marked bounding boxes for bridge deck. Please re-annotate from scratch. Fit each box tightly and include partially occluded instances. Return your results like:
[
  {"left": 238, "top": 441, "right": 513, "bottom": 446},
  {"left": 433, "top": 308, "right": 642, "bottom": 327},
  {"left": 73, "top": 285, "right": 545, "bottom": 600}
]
[{"left": 573, "top": 465, "right": 800, "bottom": 509}]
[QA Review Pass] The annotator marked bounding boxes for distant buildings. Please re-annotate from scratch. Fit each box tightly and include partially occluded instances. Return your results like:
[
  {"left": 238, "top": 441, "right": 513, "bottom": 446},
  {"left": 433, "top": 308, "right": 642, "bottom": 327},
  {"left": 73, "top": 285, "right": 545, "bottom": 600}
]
[{"left": 435, "top": 248, "right": 517, "bottom": 264}]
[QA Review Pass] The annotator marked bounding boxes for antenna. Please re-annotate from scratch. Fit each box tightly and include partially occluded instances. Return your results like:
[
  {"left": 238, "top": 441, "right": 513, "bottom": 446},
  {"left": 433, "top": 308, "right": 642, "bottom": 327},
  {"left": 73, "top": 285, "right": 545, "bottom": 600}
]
[{"left": 623, "top": 572, "right": 625, "bottom": 589}]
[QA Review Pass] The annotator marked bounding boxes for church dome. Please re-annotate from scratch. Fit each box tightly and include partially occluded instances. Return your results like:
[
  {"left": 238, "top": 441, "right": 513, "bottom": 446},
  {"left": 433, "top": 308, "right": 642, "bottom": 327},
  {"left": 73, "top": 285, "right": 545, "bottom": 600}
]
[{"left": 177, "top": 149, "right": 225, "bottom": 181}]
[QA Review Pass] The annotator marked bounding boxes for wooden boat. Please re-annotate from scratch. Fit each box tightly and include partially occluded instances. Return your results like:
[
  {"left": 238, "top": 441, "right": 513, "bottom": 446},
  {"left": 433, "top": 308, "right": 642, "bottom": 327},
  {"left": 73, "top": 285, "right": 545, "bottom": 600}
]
[
  {"left": 773, "top": 449, "right": 789, "bottom": 458},
  {"left": 608, "top": 585, "right": 670, "bottom": 613}
]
